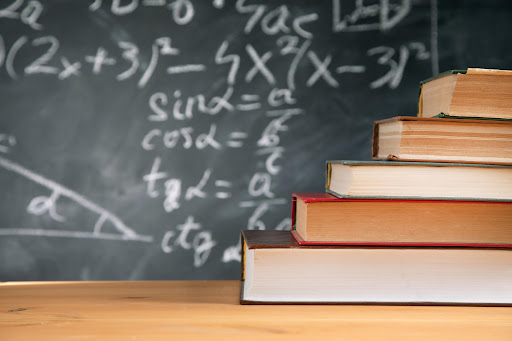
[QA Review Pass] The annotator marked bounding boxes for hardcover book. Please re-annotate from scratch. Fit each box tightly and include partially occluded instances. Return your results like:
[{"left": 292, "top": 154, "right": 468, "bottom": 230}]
[
  {"left": 291, "top": 193, "right": 512, "bottom": 247},
  {"left": 372, "top": 116, "right": 512, "bottom": 165},
  {"left": 240, "top": 230, "right": 512, "bottom": 305},
  {"left": 325, "top": 160, "right": 512, "bottom": 201},
  {"left": 418, "top": 68, "right": 512, "bottom": 119}
]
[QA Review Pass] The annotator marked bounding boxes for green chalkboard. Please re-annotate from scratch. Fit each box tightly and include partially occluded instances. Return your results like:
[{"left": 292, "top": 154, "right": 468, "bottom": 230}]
[{"left": 0, "top": 0, "right": 511, "bottom": 280}]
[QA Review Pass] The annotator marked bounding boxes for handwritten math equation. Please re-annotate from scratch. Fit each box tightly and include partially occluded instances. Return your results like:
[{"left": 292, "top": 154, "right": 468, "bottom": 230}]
[
  {"left": 1, "top": 0, "right": 428, "bottom": 90},
  {"left": 0, "top": 0, "right": 433, "bottom": 273},
  {"left": 144, "top": 93, "right": 299, "bottom": 265},
  {"left": 1, "top": 33, "right": 429, "bottom": 90}
]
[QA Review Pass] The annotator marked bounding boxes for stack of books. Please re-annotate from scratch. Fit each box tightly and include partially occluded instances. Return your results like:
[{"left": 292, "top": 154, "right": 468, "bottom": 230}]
[{"left": 240, "top": 68, "right": 512, "bottom": 306}]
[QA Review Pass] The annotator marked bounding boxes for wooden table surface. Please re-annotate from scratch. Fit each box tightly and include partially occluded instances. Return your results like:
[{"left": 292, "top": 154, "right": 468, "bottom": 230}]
[{"left": 1, "top": 280, "right": 511, "bottom": 341}]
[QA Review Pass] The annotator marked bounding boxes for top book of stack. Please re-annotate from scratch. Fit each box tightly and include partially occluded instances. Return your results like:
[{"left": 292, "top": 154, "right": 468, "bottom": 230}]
[{"left": 419, "top": 68, "right": 512, "bottom": 120}]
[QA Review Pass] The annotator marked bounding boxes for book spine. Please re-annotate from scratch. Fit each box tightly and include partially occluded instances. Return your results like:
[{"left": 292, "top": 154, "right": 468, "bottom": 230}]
[
  {"left": 290, "top": 195, "right": 297, "bottom": 230},
  {"left": 418, "top": 83, "right": 424, "bottom": 117},
  {"left": 240, "top": 233, "right": 246, "bottom": 281},
  {"left": 372, "top": 120, "right": 379, "bottom": 159},
  {"left": 325, "top": 162, "right": 332, "bottom": 191}
]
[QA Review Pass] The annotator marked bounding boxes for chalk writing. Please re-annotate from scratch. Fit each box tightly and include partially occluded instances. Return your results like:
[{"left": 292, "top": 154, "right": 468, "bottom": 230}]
[
  {"left": 0, "top": 134, "right": 16, "bottom": 153},
  {"left": 58, "top": 58, "right": 82, "bottom": 80},
  {"left": 332, "top": 0, "right": 411, "bottom": 32},
  {"left": 235, "top": 0, "right": 318, "bottom": 39},
  {"left": 0, "top": 0, "right": 438, "bottom": 277},
  {"left": 90, "top": 0, "right": 196, "bottom": 25},
  {"left": 141, "top": 124, "right": 222, "bottom": 151},
  {"left": 0, "top": 156, "right": 153, "bottom": 243},
  {"left": 138, "top": 37, "right": 180, "bottom": 88},
  {"left": 368, "top": 42, "right": 430, "bottom": 89},
  {"left": 221, "top": 101, "right": 300, "bottom": 262},
  {"left": 0, "top": 0, "right": 43, "bottom": 30},
  {"left": 0, "top": 30, "right": 429, "bottom": 91},
  {"left": 161, "top": 216, "right": 217, "bottom": 267},
  {"left": 143, "top": 158, "right": 236, "bottom": 212},
  {"left": 85, "top": 47, "right": 116, "bottom": 74}
]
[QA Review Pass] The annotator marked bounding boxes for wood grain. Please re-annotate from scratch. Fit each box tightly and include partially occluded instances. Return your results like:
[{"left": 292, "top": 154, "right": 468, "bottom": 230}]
[{"left": 1, "top": 281, "right": 511, "bottom": 341}]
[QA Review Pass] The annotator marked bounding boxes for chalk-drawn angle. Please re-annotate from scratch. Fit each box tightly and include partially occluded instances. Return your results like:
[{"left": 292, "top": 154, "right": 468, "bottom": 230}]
[{"left": 0, "top": 156, "right": 153, "bottom": 243}]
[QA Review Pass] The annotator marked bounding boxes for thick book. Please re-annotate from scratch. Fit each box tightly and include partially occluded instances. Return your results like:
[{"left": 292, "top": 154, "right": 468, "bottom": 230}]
[
  {"left": 418, "top": 68, "right": 512, "bottom": 119},
  {"left": 291, "top": 193, "right": 512, "bottom": 247},
  {"left": 326, "top": 160, "right": 512, "bottom": 201},
  {"left": 372, "top": 116, "right": 512, "bottom": 165},
  {"left": 240, "top": 230, "right": 512, "bottom": 305}
]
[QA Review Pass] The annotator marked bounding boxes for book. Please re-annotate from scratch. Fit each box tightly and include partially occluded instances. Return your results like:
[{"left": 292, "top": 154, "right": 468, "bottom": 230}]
[
  {"left": 291, "top": 193, "right": 512, "bottom": 247},
  {"left": 240, "top": 230, "right": 512, "bottom": 305},
  {"left": 325, "top": 160, "right": 512, "bottom": 201},
  {"left": 418, "top": 68, "right": 512, "bottom": 119},
  {"left": 372, "top": 116, "right": 512, "bottom": 165}
]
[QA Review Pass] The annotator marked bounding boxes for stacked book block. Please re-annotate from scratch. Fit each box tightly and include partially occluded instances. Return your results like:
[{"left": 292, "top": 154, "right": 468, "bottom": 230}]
[{"left": 240, "top": 68, "right": 512, "bottom": 305}]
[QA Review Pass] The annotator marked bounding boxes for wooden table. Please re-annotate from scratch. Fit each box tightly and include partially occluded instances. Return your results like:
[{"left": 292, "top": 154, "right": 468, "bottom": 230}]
[{"left": 1, "top": 281, "right": 511, "bottom": 340}]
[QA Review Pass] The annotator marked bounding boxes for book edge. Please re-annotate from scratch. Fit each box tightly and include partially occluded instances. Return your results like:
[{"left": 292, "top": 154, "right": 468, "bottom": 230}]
[
  {"left": 326, "top": 160, "right": 512, "bottom": 169},
  {"left": 432, "top": 113, "right": 512, "bottom": 121},
  {"left": 375, "top": 115, "right": 512, "bottom": 125},
  {"left": 419, "top": 69, "right": 467, "bottom": 85},
  {"left": 295, "top": 193, "right": 512, "bottom": 204},
  {"left": 325, "top": 188, "right": 512, "bottom": 203},
  {"left": 292, "top": 230, "right": 512, "bottom": 249},
  {"left": 240, "top": 290, "right": 512, "bottom": 306},
  {"left": 372, "top": 154, "right": 512, "bottom": 166}
]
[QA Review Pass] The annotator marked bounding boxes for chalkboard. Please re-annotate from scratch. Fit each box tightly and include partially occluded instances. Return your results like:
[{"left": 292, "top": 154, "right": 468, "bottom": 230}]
[{"left": 1, "top": 0, "right": 511, "bottom": 280}]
